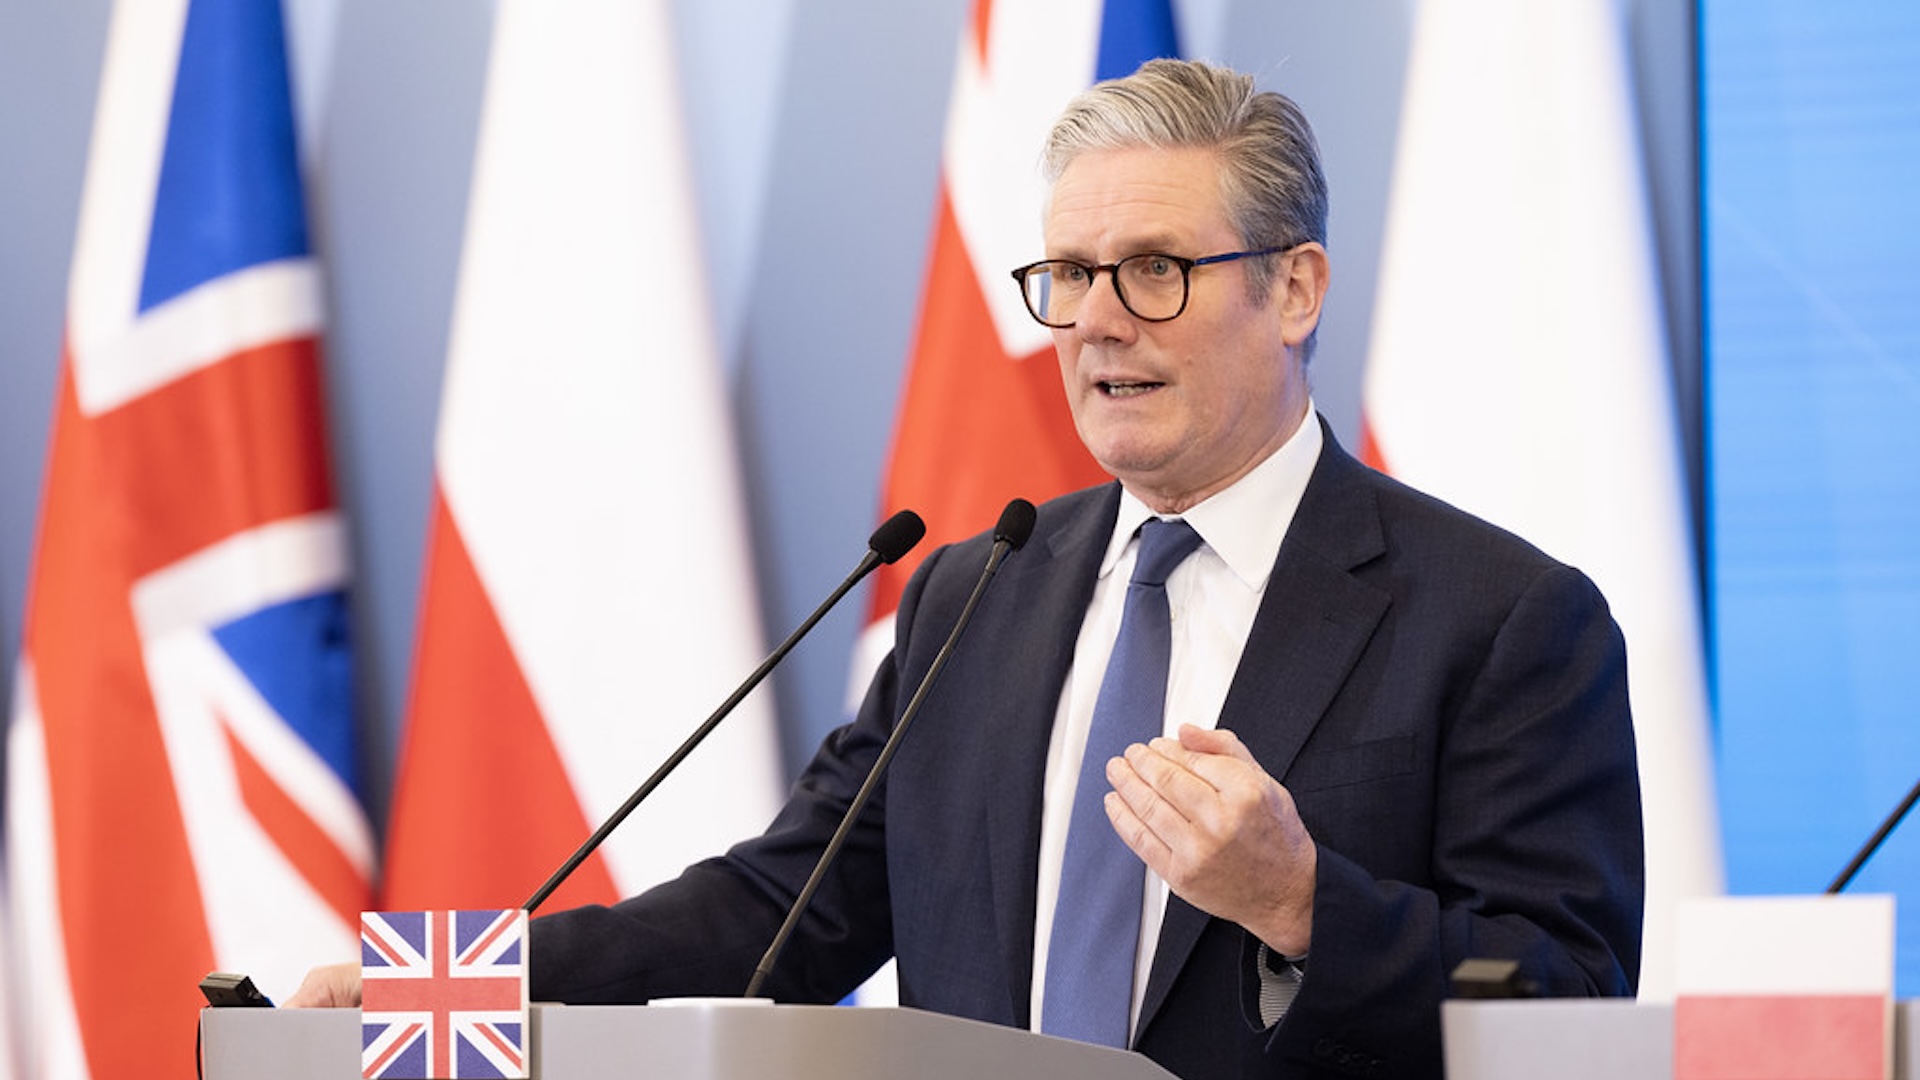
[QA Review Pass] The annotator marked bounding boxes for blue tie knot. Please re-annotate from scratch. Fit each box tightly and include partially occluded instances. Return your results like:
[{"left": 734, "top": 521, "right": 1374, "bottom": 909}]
[{"left": 1131, "top": 518, "right": 1203, "bottom": 587}]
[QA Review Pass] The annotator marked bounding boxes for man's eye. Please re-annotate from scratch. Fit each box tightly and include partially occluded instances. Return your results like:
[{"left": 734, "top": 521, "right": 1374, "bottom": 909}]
[{"left": 1140, "top": 256, "right": 1176, "bottom": 278}]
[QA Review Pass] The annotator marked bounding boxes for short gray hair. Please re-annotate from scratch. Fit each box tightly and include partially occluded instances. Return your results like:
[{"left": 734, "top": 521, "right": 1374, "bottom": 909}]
[{"left": 1041, "top": 58, "right": 1328, "bottom": 300}]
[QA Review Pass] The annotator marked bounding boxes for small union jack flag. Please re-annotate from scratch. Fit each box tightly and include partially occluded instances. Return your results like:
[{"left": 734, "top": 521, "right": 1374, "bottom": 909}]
[{"left": 361, "top": 909, "right": 529, "bottom": 1079}]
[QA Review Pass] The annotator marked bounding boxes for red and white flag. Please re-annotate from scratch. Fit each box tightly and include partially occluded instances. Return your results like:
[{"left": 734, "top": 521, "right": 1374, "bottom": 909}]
[
  {"left": 1361, "top": 0, "right": 1721, "bottom": 999},
  {"left": 4, "top": 0, "right": 373, "bottom": 1075},
  {"left": 849, "top": 0, "right": 1177, "bottom": 699},
  {"left": 380, "top": 0, "right": 782, "bottom": 915},
  {"left": 1673, "top": 896, "right": 1894, "bottom": 1080}
]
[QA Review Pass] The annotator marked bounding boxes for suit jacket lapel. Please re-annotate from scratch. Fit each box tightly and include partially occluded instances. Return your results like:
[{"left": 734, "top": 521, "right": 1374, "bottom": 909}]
[{"left": 1137, "top": 428, "right": 1393, "bottom": 1038}]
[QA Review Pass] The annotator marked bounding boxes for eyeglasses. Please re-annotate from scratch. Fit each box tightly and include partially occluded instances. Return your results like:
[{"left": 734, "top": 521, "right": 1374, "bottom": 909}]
[{"left": 1009, "top": 246, "right": 1294, "bottom": 328}]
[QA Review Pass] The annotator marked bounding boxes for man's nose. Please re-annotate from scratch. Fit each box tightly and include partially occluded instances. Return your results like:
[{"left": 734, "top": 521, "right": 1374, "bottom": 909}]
[{"left": 1075, "top": 267, "right": 1135, "bottom": 339}]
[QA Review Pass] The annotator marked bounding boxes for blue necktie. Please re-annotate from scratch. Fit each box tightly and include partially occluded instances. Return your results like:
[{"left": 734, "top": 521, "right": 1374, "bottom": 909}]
[{"left": 1042, "top": 517, "right": 1203, "bottom": 1048}]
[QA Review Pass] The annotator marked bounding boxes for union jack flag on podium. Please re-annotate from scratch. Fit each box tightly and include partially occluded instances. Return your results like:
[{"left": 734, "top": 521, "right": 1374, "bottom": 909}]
[
  {"left": 362, "top": 909, "right": 531, "bottom": 1080},
  {"left": 4, "top": 0, "right": 373, "bottom": 1076}
]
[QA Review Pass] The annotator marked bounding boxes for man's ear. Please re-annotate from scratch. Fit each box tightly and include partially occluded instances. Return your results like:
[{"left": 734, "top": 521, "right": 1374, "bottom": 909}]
[{"left": 1275, "top": 242, "right": 1330, "bottom": 349}]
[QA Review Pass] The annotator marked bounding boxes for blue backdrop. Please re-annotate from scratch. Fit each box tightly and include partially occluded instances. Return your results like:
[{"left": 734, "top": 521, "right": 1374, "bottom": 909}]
[{"left": 1704, "top": 0, "right": 1920, "bottom": 996}]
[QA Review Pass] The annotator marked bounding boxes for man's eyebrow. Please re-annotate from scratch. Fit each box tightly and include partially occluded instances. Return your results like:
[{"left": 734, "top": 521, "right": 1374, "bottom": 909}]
[
  {"left": 1046, "top": 235, "right": 1188, "bottom": 262},
  {"left": 1123, "top": 234, "right": 1186, "bottom": 254}
]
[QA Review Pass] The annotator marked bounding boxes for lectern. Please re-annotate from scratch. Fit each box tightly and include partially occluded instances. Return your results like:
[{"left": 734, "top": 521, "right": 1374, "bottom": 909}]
[
  {"left": 1442, "top": 999, "right": 1920, "bottom": 1080},
  {"left": 200, "top": 1001, "right": 1179, "bottom": 1080}
]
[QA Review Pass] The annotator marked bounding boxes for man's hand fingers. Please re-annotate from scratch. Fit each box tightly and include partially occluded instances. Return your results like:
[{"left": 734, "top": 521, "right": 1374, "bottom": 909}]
[
  {"left": 284, "top": 961, "right": 362, "bottom": 1009},
  {"left": 1176, "top": 722, "right": 1258, "bottom": 767}
]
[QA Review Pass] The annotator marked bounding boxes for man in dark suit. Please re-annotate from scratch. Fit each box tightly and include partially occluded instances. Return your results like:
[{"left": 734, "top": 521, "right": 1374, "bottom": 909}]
[{"left": 294, "top": 58, "right": 1642, "bottom": 1080}]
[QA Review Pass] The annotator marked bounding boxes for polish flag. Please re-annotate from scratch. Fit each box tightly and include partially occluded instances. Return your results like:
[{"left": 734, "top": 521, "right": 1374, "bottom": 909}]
[
  {"left": 1361, "top": 0, "right": 1721, "bottom": 999},
  {"left": 4, "top": 0, "right": 373, "bottom": 1075},
  {"left": 849, "top": 0, "right": 1179, "bottom": 699},
  {"left": 380, "top": 0, "right": 782, "bottom": 915},
  {"left": 1673, "top": 895, "right": 1894, "bottom": 1080}
]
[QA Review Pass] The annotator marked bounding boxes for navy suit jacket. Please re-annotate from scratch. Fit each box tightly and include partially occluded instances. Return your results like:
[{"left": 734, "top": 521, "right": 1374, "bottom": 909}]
[{"left": 531, "top": 423, "right": 1645, "bottom": 1080}]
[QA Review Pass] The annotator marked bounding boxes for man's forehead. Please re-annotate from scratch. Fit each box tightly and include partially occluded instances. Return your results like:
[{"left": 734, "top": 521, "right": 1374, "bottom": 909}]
[{"left": 1044, "top": 146, "right": 1230, "bottom": 255}]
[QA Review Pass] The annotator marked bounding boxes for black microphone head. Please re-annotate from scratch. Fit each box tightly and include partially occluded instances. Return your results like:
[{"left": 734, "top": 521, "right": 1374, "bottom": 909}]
[
  {"left": 994, "top": 498, "right": 1037, "bottom": 551},
  {"left": 869, "top": 509, "right": 926, "bottom": 565}
]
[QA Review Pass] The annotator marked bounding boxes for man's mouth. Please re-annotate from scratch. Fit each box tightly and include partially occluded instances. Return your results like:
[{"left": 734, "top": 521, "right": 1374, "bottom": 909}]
[{"left": 1099, "top": 380, "right": 1163, "bottom": 397}]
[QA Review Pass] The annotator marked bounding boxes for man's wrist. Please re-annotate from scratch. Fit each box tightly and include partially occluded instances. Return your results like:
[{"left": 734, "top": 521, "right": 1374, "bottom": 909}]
[{"left": 1263, "top": 943, "right": 1308, "bottom": 971}]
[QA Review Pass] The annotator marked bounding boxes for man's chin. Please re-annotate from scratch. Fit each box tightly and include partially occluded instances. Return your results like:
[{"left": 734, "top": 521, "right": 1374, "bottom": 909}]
[{"left": 1083, "top": 442, "right": 1167, "bottom": 487}]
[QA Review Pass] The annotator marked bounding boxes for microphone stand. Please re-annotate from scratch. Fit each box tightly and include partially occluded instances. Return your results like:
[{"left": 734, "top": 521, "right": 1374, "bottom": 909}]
[
  {"left": 744, "top": 499, "right": 1034, "bottom": 998},
  {"left": 1826, "top": 773, "right": 1920, "bottom": 894}
]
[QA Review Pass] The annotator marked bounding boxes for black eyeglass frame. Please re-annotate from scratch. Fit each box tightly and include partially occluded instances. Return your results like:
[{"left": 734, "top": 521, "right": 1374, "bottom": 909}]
[{"left": 1008, "top": 245, "right": 1297, "bottom": 328}]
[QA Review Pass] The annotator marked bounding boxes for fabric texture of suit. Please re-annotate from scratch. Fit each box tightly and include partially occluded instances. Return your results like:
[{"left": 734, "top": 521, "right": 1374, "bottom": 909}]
[{"left": 530, "top": 420, "right": 1646, "bottom": 1080}]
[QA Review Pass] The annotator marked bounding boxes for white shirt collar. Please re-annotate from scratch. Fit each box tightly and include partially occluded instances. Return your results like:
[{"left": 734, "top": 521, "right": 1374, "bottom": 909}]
[{"left": 1099, "top": 406, "right": 1324, "bottom": 589}]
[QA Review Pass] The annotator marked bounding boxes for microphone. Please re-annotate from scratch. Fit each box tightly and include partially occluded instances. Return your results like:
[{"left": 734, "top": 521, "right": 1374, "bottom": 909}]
[
  {"left": 523, "top": 509, "right": 927, "bottom": 914},
  {"left": 744, "top": 498, "right": 1037, "bottom": 998},
  {"left": 1826, "top": 774, "right": 1920, "bottom": 893}
]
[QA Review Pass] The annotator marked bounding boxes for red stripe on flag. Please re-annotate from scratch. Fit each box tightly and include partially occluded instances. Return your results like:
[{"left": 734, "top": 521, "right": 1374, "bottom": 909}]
[
  {"left": 222, "top": 720, "right": 366, "bottom": 927},
  {"left": 1674, "top": 994, "right": 1887, "bottom": 1080},
  {"left": 367, "top": 966, "right": 520, "bottom": 1013},
  {"left": 1357, "top": 415, "right": 1390, "bottom": 474},
  {"left": 476, "top": 1021, "right": 524, "bottom": 1070},
  {"left": 457, "top": 909, "right": 518, "bottom": 964},
  {"left": 971, "top": 0, "right": 994, "bottom": 63},
  {"left": 363, "top": 919, "right": 412, "bottom": 968},
  {"left": 365, "top": 1021, "right": 424, "bottom": 1078},
  {"left": 94, "top": 337, "right": 334, "bottom": 578},
  {"left": 381, "top": 487, "right": 619, "bottom": 911},
  {"left": 869, "top": 189, "right": 1108, "bottom": 618}
]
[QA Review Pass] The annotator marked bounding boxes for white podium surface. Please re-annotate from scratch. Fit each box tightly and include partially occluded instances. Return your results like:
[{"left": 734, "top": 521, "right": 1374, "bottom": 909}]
[
  {"left": 205, "top": 996, "right": 1920, "bottom": 1079},
  {"left": 200, "top": 1002, "right": 1178, "bottom": 1080},
  {"left": 1443, "top": 999, "right": 1920, "bottom": 1080}
]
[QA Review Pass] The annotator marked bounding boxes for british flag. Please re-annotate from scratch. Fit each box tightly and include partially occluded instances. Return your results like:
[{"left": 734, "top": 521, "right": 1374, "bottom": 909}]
[
  {"left": 362, "top": 909, "right": 531, "bottom": 1080},
  {"left": 4, "top": 0, "right": 373, "bottom": 1076}
]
